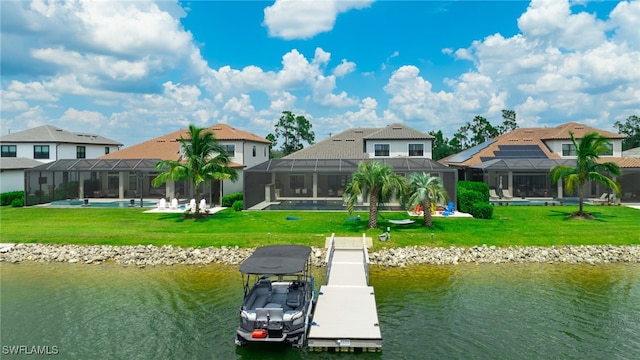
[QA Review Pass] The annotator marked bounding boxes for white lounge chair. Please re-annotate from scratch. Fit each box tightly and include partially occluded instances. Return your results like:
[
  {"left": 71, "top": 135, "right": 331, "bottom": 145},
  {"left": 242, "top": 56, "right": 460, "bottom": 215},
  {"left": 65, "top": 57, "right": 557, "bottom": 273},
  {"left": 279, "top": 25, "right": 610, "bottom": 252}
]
[
  {"left": 501, "top": 189, "right": 513, "bottom": 200},
  {"left": 199, "top": 199, "right": 207, "bottom": 210},
  {"left": 490, "top": 189, "right": 500, "bottom": 200},
  {"left": 188, "top": 198, "right": 196, "bottom": 211},
  {"left": 170, "top": 198, "right": 179, "bottom": 210},
  {"left": 589, "top": 193, "right": 615, "bottom": 204},
  {"left": 157, "top": 198, "right": 167, "bottom": 209}
]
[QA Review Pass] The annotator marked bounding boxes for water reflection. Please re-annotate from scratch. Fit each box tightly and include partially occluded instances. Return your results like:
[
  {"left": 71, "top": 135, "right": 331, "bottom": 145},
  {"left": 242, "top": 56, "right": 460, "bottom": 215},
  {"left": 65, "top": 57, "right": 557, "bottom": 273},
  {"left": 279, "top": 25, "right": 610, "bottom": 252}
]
[{"left": 1, "top": 262, "right": 639, "bottom": 359}]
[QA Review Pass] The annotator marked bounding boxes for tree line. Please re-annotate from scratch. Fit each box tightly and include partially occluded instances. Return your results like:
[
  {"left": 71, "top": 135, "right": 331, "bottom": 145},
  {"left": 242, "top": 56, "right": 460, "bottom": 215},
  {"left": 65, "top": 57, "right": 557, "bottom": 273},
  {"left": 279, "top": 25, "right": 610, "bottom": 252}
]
[{"left": 266, "top": 110, "right": 639, "bottom": 160}]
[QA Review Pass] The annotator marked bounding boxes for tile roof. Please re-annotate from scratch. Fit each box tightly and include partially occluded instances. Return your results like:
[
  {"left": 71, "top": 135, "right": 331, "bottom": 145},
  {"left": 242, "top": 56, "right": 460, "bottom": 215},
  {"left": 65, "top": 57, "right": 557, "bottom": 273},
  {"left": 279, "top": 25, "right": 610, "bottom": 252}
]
[
  {"left": 0, "top": 157, "right": 45, "bottom": 170},
  {"left": 284, "top": 123, "right": 432, "bottom": 159},
  {"left": 442, "top": 122, "right": 626, "bottom": 167},
  {"left": 0, "top": 125, "right": 122, "bottom": 145},
  {"left": 601, "top": 157, "right": 640, "bottom": 168},
  {"left": 101, "top": 123, "right": 267, "bottom": 164}
]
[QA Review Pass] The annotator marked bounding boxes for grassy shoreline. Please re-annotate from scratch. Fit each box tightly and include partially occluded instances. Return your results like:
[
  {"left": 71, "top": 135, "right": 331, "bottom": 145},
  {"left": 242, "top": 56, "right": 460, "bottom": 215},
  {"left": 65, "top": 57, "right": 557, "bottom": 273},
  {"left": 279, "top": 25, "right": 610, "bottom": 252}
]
[{"left": 1, "top": 206, "right": 638, "bottom": 249}]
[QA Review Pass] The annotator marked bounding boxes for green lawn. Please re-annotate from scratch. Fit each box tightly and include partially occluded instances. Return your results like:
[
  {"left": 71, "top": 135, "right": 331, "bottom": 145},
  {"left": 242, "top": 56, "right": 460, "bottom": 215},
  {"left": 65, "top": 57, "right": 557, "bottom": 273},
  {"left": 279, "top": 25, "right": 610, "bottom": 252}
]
[{"left": 1, "top": 205, "right": 638, "bottom": 249}]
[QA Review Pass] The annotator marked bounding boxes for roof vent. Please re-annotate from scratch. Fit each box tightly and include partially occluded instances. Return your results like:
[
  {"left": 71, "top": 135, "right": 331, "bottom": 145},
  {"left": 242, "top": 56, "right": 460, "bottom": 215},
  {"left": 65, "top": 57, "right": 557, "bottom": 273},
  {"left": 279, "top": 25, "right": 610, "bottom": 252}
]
[
  {"left": 157, "top": 139, "right": 166, "bottom": 142},
  {"left": 509, "top": 138, "right": 519, "bottom": 142},
  {"left": 332, "top": 139, "right": 342, "bottom": 142},
  {"left": 574, "top": 126, "right": 584, "bottom": 129},
  {"left": 212, "top": 127, "right": 222, "bottom": 130},
  {"left": 523, "top": 138, "right": 533, "bottom": 141},
  {"left": 525, "top": 130, "right": 534, "bottom": 133},
  {"left": 354, "top": 130, "right": 363, "bottom": 133},
  {"left": 346, "top": 139, "right": 355, "bottom": 142},
  {"left": 392, "top": 126, "right": 402, "bottom": 130}
]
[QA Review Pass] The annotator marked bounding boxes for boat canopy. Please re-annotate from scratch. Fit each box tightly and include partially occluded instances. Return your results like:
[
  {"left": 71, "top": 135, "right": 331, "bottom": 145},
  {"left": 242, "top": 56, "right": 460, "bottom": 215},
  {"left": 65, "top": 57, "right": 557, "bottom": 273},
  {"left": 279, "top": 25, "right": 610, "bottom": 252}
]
[{"left": 240, "top": 245, "right": 312, "bottom": 275}]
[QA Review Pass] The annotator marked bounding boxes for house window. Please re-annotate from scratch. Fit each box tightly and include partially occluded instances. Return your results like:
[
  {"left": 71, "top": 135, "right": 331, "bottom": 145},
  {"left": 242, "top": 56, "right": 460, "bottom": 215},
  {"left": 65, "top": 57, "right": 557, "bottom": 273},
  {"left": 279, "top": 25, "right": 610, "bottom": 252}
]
[
  {"left": 408, "top": 144, "right": 424, "bottom": 157},
  {"left": 599, "top": 143, "right": 613, "bottom": 156},
  {"left": 252, "top": 145, "right": 256, "bottom": 157},
  {"left": 374, "top": 144, "right": 390, "bottom": 157},
  {"left": 76, "top": 146, "right": 86, "bottom": 159},
  {"left": 562, "top": 144, "right": 576, "bottom": 156},
  {"left": 105, "top": 147, "right": 110, "bottom": 155},
  {"left": 222, "top": 144, "right": 235, "bottom": 157},
  {"left": 34, "top": 145, "right": 50, "bottom": 159},
  {"left": 1, "top": 145, "right": 17, "bottom": 157}
]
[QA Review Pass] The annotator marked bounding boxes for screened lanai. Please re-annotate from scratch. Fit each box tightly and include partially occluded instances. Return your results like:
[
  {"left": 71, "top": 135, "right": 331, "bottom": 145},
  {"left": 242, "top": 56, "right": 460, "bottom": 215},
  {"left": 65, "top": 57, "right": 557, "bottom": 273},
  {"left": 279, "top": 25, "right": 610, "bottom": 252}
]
[
  {"left": 243, "top": 158, "right": 458, "bottom": 210},
  {"left": 23, "top": 158, "right": 227, "bottom": 206},
  {"left": 470, "top": 158, "right": 640, "bottom": 201}
]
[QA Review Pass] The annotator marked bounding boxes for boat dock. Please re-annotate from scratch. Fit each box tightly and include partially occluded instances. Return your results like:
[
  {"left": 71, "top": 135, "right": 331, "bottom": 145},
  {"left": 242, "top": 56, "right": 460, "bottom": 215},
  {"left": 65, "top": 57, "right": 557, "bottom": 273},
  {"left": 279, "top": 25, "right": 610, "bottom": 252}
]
[{"left": 307, "top": 234, "right": 382, "bottom": 352}]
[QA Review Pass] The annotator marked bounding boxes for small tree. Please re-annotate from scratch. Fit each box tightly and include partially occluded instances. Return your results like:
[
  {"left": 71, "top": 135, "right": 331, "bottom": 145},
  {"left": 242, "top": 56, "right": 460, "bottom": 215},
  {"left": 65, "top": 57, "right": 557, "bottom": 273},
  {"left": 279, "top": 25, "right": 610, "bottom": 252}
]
[
  {"left": 267, "top": 111, "right": 315, "bottom": 156},
  {"left": 614, "top": 115, "right": 640, "bottom": 150},
  {"left": 404, "top": 173, "right": 448, "bottom": 227},
  {"left": 343, "top": 161, "right": 406, "bottom": 229},
  {"left": 152, "top": 125, "right": 238, "bottom": 216},
  {"left": 550, "top": 131, "right": 621, "bottom": 218}
]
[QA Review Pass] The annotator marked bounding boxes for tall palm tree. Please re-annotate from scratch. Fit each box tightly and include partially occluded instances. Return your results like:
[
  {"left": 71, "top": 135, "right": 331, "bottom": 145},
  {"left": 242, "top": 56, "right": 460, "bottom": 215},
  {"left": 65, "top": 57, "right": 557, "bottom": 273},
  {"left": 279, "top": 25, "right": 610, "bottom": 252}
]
[
  {"left": 405, "top": 172, "right": 449, "bottom": 227},
  {"left": 550, "top": 131, "right": 621, "bottom": 217},
  {"left": 343, "top": 161, "right": 406, "bottom": 229},
  {"left": 152, "top": 125, "right": 238, "bottom": 216}
]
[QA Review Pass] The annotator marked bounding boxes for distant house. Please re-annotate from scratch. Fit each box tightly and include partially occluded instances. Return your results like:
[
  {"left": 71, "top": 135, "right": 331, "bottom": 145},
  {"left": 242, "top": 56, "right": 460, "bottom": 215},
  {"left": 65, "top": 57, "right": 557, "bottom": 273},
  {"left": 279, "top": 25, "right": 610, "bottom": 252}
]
[
  {"left": 441, "top": 122, "right": 640, "bottom": 201},
  {"left": 24, "top": 123, "right": 269, "bottom": 205},
  {"left": 244, "top": 123, "right": 458, "bottom": 210},
  {"left": 0, "top": 125, "right": 122, "bottom": 193}
]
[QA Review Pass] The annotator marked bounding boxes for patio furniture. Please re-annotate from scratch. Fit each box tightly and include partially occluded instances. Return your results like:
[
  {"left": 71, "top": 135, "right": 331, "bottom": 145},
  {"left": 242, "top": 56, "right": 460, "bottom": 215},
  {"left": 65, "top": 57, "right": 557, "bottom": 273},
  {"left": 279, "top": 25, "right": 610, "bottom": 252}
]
[
  {"left": 490, "top": 189, "right": 500, "bottom": 200},
  {"left": 501, "top": 189, "right": 513, "bottom": 200}
]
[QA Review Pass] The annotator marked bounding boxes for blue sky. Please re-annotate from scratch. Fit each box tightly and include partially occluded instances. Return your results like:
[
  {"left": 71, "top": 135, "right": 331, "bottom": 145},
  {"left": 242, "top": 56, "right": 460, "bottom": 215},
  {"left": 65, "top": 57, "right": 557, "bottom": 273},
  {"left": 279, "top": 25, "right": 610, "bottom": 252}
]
[{"left": 1, "top": 0, "right": 638, "bottom": 147}]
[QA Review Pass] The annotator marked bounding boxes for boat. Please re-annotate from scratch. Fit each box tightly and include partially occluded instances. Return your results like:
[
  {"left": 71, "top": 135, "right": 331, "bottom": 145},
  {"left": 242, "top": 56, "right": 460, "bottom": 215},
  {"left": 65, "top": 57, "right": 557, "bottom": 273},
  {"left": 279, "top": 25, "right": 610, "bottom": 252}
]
[{"left": 235, "top": 245, "right": 316, "bottom": 347}]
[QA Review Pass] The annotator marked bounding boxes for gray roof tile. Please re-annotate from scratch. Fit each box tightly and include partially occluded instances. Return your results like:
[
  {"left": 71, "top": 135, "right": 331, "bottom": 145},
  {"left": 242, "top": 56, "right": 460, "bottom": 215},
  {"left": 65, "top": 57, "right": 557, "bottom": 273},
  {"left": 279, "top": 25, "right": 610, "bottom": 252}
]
[
  {"left": 0, "top": 125, "right": 122, "bottom": 146},
  {"left": 284, "top": 123, "right": 432, "bottom": 159}
]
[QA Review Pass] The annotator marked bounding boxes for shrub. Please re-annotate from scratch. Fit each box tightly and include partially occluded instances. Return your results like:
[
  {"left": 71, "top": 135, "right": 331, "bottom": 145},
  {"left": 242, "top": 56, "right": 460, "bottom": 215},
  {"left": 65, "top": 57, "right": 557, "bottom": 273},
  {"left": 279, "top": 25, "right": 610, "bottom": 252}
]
[
  {"left": 457, "top": 181, "right": 489, "bottom": 202},
  {"left": 232, "top": 200, "right": 243, "bottom": 211},
  {"left": 457, "top": 188, "right": 485, "bottom": 213},
  {"left": 470, "top": 202, "right": 493, "bottom": 219},
  {"left": 11, "top": 198, "right": 24, "bottom": 207},
  {"left": 222, "top": 192, "right": 243, "bottom": 207},
  {"left": 1, "top": 191, "right": 25, "bottom": 206}
]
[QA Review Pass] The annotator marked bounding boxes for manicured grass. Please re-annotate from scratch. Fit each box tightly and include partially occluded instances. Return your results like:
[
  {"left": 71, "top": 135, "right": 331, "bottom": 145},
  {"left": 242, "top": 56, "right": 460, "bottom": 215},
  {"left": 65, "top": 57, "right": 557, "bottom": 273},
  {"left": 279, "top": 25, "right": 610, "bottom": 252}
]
[{"left": 1, "top": 205, "right": 638, "bottom": 249}]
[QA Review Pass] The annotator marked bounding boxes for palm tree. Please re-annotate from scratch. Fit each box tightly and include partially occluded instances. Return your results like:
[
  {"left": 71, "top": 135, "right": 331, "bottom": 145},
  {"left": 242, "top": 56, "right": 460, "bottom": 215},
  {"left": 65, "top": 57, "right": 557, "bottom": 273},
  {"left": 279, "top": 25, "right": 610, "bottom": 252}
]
[
  {"left": 343, "top": 161, "right": 406, "bottom": 229},
  {"left": 405, "top": 172, "right": 449, "bottom": 227},
  {"left": 152, "top": 125, "right": 238, "bottom": 216},
  {"left": 550, "top": 131, "right": 621, "bottom": 217}
]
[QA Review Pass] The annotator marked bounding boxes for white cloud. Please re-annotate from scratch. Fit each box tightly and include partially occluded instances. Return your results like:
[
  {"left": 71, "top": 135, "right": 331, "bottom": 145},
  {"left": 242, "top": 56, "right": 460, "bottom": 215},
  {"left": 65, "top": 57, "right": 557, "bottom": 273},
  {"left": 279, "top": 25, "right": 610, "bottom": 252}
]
[
  {"left": 263, "top": 0, "right": 373, "bottom": 40},
  {"left": 60, "top": 108, "right": 107, "bottom": 128},
  {"left": 333, "top": 59, "right": 356, "bottom": 77}
]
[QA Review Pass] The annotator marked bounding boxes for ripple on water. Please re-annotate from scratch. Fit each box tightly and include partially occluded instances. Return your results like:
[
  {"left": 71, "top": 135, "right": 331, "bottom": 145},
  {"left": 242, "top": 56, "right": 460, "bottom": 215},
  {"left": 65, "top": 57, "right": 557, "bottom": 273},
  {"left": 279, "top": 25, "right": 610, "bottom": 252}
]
[{"left": 2, "top": 262, "right": 639, "bottom": 360}]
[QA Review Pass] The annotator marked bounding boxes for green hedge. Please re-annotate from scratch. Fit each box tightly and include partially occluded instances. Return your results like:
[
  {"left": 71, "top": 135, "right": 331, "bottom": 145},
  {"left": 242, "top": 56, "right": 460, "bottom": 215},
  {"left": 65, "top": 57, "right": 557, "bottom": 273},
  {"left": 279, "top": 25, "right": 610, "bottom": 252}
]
[
  {"left": 232, "top": 200, "right": 243, "bottom": 212},
  {"left": 457, "top": 181, "right": 489, "bottom": 201},
  {"left": 457, "top": 188, "right": 485, "bottom": 214},
  {"left": 1, "top": 191, "right": 24, "bottom": 206},
  {"left": 470, "top": 202, "right": 493, "bottom": 219},
  {"left": 222, "top": 192, "right": 243, "bottom": 207},
  {"left": 11, "top": 198, "right": 24, "bottom": 207}
]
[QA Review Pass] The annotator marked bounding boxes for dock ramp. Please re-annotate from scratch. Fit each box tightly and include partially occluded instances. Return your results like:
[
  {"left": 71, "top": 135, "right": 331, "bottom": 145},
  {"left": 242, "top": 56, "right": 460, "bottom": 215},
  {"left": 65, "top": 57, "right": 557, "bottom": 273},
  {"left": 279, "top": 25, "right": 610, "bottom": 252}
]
[{"left": 308, "top": 234, "right": 382, "bottom": 352}]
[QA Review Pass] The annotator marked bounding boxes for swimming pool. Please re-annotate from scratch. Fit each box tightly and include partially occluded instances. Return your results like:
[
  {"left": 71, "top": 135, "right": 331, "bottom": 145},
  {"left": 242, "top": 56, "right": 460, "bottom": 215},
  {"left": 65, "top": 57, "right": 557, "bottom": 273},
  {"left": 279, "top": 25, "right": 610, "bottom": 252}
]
[
  {"left": 490, "top": 198, "right": 580, "bottom": 206},
  {"left": 50, "top": 200, "right": 158, "bottom": 208},
  {"left": 263, "top": 199, "right": 399, "bottom": 211}
]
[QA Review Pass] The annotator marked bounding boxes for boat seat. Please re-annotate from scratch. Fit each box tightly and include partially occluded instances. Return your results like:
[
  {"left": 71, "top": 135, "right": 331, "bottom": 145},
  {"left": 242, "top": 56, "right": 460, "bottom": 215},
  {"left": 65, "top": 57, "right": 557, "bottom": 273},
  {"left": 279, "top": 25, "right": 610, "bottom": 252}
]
[{"left": 286, "top": 289, "right": 301, "bottom": 308}]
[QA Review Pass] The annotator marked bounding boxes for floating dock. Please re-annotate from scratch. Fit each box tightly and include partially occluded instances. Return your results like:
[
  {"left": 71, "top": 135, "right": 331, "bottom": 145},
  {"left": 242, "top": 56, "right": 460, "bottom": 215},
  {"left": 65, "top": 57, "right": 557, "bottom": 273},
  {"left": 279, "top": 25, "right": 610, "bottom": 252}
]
[{"left": 307, "top": 235, "right": 382, "bottom": 352}]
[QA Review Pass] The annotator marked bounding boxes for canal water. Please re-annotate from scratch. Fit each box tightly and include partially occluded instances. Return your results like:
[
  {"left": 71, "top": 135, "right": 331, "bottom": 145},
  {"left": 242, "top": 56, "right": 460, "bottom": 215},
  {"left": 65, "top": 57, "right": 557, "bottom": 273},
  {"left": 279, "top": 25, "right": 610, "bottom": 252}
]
[{"left": 1, "top": 262, "right": 639, "bottom": 359}]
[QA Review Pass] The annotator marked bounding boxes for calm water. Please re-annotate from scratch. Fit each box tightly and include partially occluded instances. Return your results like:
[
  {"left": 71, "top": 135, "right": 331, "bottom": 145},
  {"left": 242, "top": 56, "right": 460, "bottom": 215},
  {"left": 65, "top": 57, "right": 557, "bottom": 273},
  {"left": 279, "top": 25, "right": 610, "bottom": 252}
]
[{"left": 1, "top": 262, "right": 639, "bottom": 359}]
